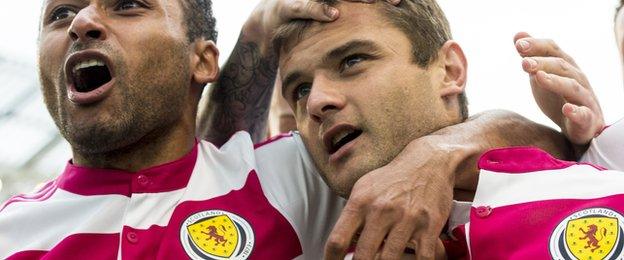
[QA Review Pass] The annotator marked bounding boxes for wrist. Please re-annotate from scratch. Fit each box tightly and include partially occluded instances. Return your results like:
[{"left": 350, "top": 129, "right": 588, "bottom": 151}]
[
  {"left": 408, "top": 135, "right": 476, "bottom": 184},
  {"left": 418, "top": 132, "right": 481, "bottom": 190},
  {"left": 241, "top": 12, "right": 274, "bottom": 57}
]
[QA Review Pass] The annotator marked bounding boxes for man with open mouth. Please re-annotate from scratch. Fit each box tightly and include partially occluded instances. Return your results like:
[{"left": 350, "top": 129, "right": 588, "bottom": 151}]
[{"left": 0, "top": 0, "right": 570, "bottom": 259}]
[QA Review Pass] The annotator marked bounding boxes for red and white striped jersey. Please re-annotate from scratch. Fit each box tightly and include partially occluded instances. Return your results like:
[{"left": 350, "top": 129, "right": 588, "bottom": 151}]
[
  {"left": 0, "top": 132, "right": 345, "bottom": 259},
  {"left": 449, "top": 147, "right": 624, "bottom": 260},
  {"left": 582, "top": 118, "right": 624, "bottom": 171}
]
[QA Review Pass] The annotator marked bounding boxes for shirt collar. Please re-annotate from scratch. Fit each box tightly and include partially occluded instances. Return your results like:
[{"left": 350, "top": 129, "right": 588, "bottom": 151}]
[{"left": 57, "top": 143, "right": 199, "bottom": 197}]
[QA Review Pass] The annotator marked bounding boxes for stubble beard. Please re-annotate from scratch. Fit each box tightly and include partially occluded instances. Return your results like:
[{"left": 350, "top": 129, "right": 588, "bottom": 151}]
[
  {"left": 41, "top": 41, "right": 190, "bottom": 157},
  {"left": 306, "top": 131, "right": 400, "bottom": 199}
]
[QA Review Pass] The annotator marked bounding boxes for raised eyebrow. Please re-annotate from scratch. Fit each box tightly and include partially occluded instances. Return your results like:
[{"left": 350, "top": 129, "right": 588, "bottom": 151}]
[
  {"left": 323, "top": 40, "right": 382, "bottom": 64},
  {"left": 281, "top": 71, "right": 303, "bottom": 98}
]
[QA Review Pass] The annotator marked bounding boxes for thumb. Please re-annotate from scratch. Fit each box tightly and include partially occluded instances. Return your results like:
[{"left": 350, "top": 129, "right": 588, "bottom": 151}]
[{"left": 562, "top": 103, "right": 596, "bottom": 144}]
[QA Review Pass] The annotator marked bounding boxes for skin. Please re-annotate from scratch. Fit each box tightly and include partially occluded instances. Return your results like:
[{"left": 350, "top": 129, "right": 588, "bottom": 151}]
[
  {"left": 36, "top": 0, "right": 466, "bottom": 258},
  {"left": 275, "top": 3, "right": 571, "bottom": 258},
  {"left": 38, "top": 0, "right": 218, "bottom": 171},
  {"left": 193, "top": 0, "right": 570, "bottom": 258},
  {"left": 279, "top": 2, "right": 466, "bottom": 198},
  {"left": 277, "top": 2, "right": 476, "bottom": 258},
  {"left": 514, "top": 32, "right": 604, "bottom": 149},
  {"left": 197, "top": 0, "right": 400, "bottom": 146}
]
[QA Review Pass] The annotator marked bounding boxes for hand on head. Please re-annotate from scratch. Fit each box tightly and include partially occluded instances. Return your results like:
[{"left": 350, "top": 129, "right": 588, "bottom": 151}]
[
  {"left": 514, "top": 32, "right": 605, "bottom": 145},
  {"left": 245, "top": 0, "right": 401, "bottom": 56}
]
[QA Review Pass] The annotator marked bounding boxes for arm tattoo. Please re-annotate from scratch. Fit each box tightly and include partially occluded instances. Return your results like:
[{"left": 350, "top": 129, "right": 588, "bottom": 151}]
[{"left": 198, "top": 35, "right": 277, "bottom": 147}]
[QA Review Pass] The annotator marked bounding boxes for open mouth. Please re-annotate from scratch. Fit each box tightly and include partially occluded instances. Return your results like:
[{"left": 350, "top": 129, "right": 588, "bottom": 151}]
[
  {"left": 327, "top": 128, "right": 363, "bottom": 155},
  {"left": 72, "top": 59, "right": 112, "bottom": 93}
]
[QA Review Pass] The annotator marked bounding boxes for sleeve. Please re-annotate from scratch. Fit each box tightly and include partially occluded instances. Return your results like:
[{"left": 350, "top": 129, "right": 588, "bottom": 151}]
[
  {"left": 253, "top": 132, "right": 346, "bottom": 258},
  {"left": 460, "top": 147, "right": 624, "bottom": 259},
  {"left": 581, "top": 118, "right": 624, "bottom": 170}
]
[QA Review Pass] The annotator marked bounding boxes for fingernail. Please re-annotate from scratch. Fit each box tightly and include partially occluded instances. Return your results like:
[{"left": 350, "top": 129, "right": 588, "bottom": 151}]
[
  {"left": 325, "top": 6, "right": 338, "bottom": 19},
  {"left": 391, "top": 0, "right": 401, "bottom": 5},
  {"left": 517, "top": 40, "right": 530, "bottom": 52}
]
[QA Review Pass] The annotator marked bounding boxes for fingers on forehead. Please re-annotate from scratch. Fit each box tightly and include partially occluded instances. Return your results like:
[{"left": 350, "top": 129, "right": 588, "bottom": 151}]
[{"left": 286, "top": 0, "right": 335, "bottom": 21}]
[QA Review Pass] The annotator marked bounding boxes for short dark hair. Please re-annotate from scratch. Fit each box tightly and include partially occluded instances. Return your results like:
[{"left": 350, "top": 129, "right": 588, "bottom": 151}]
[
  {"left": 181, "top": 0, "right": 218, "bottom": 43},
  {"left": 273, "top": 0, "right": 468, "bottom": 120}
]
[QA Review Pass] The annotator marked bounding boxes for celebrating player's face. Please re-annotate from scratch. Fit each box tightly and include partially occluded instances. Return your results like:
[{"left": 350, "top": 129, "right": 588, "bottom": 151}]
[
  {"left": 38, "top": 0, "right": 192, "bottom": 154},
  {"left": 279, "top": 3, "right": 460, "bottom": 197}
]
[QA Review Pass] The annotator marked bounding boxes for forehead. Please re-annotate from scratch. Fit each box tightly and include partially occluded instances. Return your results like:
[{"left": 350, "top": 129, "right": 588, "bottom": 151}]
[
  {"left": 279, "top": 2, "right": 408, "bottom": 67},
  {"left": 41, "top": 0, "right": 184, "bottom": 15},
  {"left": 290, "top": 2, "right": 389, "bottom": 48}
]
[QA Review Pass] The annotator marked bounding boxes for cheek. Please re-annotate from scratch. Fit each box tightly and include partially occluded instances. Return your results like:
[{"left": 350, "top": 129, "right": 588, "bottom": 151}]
[
  {"left": 299, "top": 124, "right": 324, "bottom": 155},
  {"left": 126, "top": 35, "right": 187, "bottom": 78},
  {"left": 38, "top": 35, "right": 69, "bottom": 100},
  {"left": 38, "top": 34, "right": 66, "bottom": 76}
]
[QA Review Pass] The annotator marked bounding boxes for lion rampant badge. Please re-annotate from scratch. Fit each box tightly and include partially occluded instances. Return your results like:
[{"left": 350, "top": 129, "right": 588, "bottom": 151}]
[
  {"left": 180, "top": 210, "right": 254, "bottom": 259},
  {"left": 550, "top": 208, "right": 624, "bottom": 259}
]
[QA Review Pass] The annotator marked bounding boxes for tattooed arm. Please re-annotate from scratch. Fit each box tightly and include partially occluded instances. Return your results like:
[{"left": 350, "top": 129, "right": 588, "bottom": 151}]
[
  {"left": 196, "top": 0, "right": 337, "bottom": 146},
  {"left": 197, "top": 0, "right": 400, "bottom": 146},
  {"left": 197, "top": 34, "right": 277, "bottom": 146}
]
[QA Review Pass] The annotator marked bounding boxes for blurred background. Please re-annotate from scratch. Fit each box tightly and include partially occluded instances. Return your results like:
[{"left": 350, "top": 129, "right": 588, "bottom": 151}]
[{"left": 0, "top": 0, "right": 622, "bottom": 201}]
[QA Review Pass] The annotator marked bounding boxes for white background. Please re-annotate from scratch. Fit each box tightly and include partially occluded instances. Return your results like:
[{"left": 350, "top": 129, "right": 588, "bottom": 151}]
[{"left": 0, "top": 0, "right": 622, "bottom": 140}]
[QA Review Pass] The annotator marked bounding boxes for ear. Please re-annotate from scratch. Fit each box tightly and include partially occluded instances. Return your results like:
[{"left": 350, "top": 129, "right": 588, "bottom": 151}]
[
  {"left": 190, "top": 39, "right": 220, "bottom": 85},
  {"left": 437, "top": 40, "right": 467, "bottom": 100}
]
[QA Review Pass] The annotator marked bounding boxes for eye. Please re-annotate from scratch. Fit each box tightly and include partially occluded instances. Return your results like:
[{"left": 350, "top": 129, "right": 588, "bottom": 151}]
[
  {"left": 293, "top": 83, "right": 312, "bottom": 102},
  {"left": 115, "top": 0, "right": 145, "bottom": 11},
  {"left": 340, "top": 54, "right": 368, "bottom": 72},
  {"left": 49, "top": 6, "right": 77, "bottom": 23}
]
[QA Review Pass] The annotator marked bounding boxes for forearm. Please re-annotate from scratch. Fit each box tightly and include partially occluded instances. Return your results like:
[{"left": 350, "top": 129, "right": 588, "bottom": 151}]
[
  {"left": 196, "top": 28, "right": 277, "bottom": 146},
  {"left": 417, "top": 110, "right": 573, "bottom": 199}
]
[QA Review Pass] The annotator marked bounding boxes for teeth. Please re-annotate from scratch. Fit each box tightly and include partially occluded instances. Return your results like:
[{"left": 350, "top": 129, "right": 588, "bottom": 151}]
[
  {"left": 332, "top": 131, "right": 353, "bottom": 147},
  {"left": 72, "top": 59, "right": 106, "bottom": 73}
]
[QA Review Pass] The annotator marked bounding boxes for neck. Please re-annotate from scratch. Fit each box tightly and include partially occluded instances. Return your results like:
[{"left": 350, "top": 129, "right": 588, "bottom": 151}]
[{"left": 71, "top": 114, "right": 197, "bottom": 173}]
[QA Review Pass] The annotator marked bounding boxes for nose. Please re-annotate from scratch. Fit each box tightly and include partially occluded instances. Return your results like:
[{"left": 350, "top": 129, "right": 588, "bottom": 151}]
[
  {"left": 306, "top": 75, "right": 346, "bottom": 123},
  {"left": 68, "top": 6, "right": 107, "bottom": 43}
]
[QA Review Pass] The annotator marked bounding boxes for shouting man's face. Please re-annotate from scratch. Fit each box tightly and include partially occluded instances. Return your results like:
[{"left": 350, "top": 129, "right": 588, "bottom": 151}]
[{"left": 38, "top": 0, "right": 193, "bottom": 155}]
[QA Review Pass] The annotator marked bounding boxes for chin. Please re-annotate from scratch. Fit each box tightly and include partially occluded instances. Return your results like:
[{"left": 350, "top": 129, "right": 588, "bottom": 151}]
[
  {"left": 64, "top": 123, "right": 137, "bottom": 155},
  {"left": 326, "top": 168, "right": 368, "bottom": 198}
]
